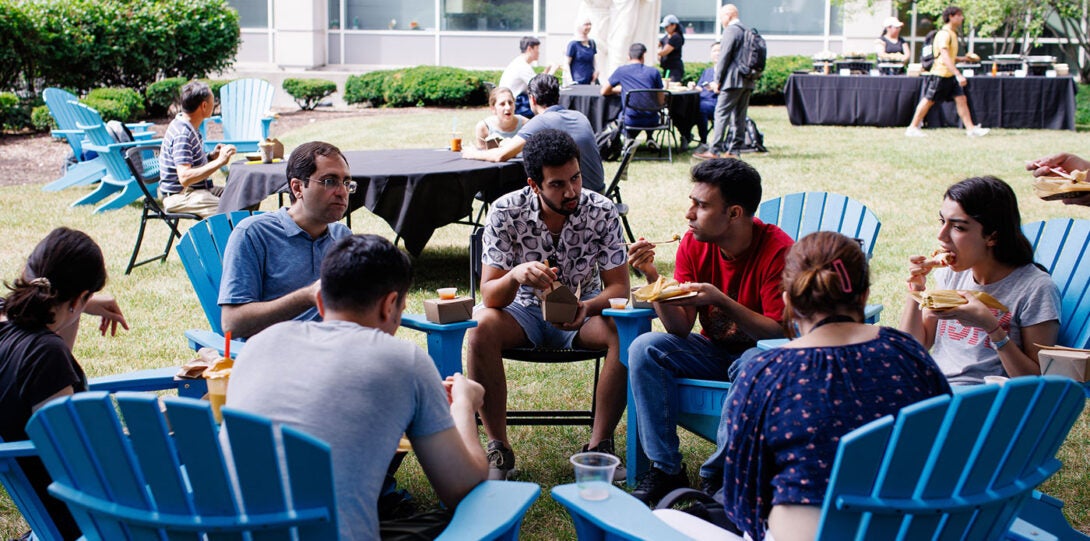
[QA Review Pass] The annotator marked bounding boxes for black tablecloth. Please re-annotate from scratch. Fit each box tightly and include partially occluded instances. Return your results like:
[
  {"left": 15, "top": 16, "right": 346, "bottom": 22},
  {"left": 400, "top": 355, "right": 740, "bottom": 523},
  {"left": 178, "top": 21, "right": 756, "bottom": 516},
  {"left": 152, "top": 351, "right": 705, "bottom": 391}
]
[
  {"left": 559, "top": 85, "right": 703, "bottom": 137},
  {"left": 219, "top": 149, "right": 526, "bottom": 256},
  {"left": 784, "top": 74, "right": 1076, "bottom": 130}
]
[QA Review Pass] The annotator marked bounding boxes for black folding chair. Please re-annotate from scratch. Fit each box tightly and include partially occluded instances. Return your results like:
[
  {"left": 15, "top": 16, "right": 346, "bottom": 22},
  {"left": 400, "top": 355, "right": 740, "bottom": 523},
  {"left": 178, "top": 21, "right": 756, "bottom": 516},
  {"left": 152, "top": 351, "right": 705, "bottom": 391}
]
[
  {"left": 622, "top": 89, "right": 676, "bottom": 162},
  {"left": 123, "top": 140, "right": 202, "bottom": 274},
  {"left": 603, "top": 139, "right": 639, "bottom": 244},
  {"left": 469, "top": 228, "right": 606, "bottom": 426}
]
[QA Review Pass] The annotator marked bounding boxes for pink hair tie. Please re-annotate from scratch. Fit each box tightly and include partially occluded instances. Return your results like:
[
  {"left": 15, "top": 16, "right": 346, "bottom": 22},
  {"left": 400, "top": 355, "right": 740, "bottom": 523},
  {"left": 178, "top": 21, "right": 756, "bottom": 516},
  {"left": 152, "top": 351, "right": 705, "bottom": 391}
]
[{"left": 831, "top": 259, "right": 852, "bottom": 293}]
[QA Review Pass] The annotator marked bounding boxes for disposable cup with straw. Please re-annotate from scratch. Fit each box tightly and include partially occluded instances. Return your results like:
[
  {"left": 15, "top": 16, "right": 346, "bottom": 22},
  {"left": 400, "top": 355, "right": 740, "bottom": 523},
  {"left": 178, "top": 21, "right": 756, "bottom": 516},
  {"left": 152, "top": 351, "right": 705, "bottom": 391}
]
[{"left": 204, "top": 331, "right": 233, "bottom": 423}]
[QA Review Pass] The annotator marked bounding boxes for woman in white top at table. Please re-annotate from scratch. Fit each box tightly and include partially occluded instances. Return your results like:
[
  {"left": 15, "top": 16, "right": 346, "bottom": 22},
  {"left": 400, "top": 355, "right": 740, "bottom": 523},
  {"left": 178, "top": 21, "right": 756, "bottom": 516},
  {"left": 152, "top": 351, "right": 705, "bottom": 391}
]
[{"left": 474, "top": 86, "right": 528, "bottom": 150}]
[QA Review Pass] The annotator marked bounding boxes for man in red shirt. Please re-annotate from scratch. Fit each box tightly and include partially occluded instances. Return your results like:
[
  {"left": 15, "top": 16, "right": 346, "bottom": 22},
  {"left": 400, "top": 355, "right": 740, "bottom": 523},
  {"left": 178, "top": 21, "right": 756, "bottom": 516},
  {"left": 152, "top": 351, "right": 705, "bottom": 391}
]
[{"left": 626, "top": 158, "right": 793, "bottom": 505}]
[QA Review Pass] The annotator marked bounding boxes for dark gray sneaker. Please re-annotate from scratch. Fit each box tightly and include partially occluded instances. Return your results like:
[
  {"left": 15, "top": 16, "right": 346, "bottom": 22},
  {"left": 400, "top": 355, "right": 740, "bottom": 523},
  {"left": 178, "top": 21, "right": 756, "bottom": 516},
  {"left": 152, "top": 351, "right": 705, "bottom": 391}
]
[
  {"left": 486, "top": 440, "right": 516, "bottom": 480},
  {"left": 631, "top": 464, "right": 689, "bottom": 505},
  {"left": 581, "top": 438, "right": 626, "bottom": 482}
]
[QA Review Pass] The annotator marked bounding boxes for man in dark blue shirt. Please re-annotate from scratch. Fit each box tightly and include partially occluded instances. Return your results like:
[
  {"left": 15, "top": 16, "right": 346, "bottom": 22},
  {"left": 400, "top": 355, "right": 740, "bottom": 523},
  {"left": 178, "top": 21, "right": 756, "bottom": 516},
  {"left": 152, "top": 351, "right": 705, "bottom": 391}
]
[{"left": 603, "top": 43, "right": 664, "bottom": 139}]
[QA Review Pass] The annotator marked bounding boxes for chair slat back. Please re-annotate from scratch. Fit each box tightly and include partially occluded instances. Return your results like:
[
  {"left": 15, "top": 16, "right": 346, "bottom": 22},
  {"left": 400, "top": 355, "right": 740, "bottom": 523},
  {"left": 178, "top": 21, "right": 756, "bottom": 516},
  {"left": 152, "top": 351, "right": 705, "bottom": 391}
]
[
  {"left": 0, "top": 438, "right": 64, "bottom": 541},
  {"left": 176, "top": 211, "right": 258, "bottom": 335},
  {"left": 758, "top": 191, "right": 881, "bottom": 258},
  {"left": 816, "top": 377, "right": 1084, "bottom": 540},
  {"left": 43, "top": 88, "right": 87, "bottom": 157},
  {"left": 1023, "top": 219, "right": 1090, "bottom": 348},
  {"left": 70, "top": 102, "right": 137, "bottom": 187},
  {"left": 220, "top": 79, "right": 274, "bottom": 141},
  {"left": 624, "top": 89, "right": 670, "bottom": 120},
  {"left": 25, "top": 392, "right": 337, "bottom": 540}
]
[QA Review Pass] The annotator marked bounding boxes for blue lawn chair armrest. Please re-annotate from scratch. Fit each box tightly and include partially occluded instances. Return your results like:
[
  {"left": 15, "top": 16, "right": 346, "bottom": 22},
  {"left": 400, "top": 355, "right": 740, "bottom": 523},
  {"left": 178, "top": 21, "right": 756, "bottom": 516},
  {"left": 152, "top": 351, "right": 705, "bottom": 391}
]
[
  {"left": 132, "top": 131, "right": 156, "bottom": 141},
  {"left": 50, "top": 128, "right": 83, "bottom": 140},
  {"left": 1013, "top": 491, "right": 1090, "bottom": 541},
  {"left": 185, "top": 329, "right": 247, "bottom": 358},
  {"left": 0, "top": 440, "right": 36, "bottom": 459},
  {"left": 202, "top": 139, "right": 262, "bottom": 153},
  {"left": 209, "top": 115, "right": 223, "bottom": 125},
  {"left": 89, "top": 366, "right": 207, "bottom": 399},
  {"left": 399, "top": 314, "right": 477, "bottom": 378},
  {"left": 437, "top": 481, "right": 539, "bottom": 540},
  {"left": 81, "top": 138, "right": 164, "bottom": 154},
  {"left": 551, "top": 484, "right": 689, "bottom": 540},
  {"left": 124, "top": 121, "right": 154, "bottom": 133}
]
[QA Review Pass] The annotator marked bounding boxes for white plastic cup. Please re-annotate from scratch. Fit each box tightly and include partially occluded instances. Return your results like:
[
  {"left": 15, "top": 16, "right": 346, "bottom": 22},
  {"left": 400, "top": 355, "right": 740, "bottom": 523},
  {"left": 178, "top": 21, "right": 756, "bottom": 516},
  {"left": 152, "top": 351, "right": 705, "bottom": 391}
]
[
  {"left": 570, "top": 452, "right": 619, "bottom": 500},
  {"left": 983, "top": 375, "right": 1009, "bottom": 386},
  {"left": 608, "top": 297, "right": 629, "bottom": 310},
  {"left": 437, "top": 287, "right": 457, "bottom": 300}
]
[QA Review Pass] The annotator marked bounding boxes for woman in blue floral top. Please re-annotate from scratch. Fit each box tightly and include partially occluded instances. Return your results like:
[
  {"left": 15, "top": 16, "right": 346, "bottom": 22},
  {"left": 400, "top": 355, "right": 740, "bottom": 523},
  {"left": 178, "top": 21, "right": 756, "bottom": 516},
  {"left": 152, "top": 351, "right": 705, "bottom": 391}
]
[{"left": 718, "top": 232, "right": 951, "bottom": 540}]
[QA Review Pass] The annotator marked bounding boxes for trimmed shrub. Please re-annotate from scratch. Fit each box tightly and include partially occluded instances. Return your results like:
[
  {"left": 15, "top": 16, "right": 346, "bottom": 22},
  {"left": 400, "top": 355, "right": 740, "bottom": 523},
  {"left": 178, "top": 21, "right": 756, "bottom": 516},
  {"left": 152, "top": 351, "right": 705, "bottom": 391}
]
[
  {"left": 146, "top": 77, "right": 186, "bottom": 117},
  {"left": 753, "top": 55, "right": 810, "bottom": 104},
  {"left": 84, "top": 87, "right": 145, "bottom": 122},
  {"left": 0, "top": 0, "right": 38, "bottom": 91},
  {"left": 18, "top": 0, "right": 239, "bottom": 93},
  {"left": 31, "top": 104, "right": 53, "bottom": 131},
  {"left": 346, "top": 66, "right": 490, "bottom": 108},
  {"left": 0, "top": 91, "right": 27, "bottom": 130},
  {"left": 283, "top": 78, "right": 337, "bottom": 110}
]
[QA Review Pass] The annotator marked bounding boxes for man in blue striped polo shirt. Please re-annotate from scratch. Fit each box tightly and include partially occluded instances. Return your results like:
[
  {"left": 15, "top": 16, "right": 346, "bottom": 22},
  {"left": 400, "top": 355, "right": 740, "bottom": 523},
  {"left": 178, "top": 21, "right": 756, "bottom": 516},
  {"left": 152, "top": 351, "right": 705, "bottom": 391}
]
[{"left": 158, "top": 80, "right": 236, "bottom": 217}]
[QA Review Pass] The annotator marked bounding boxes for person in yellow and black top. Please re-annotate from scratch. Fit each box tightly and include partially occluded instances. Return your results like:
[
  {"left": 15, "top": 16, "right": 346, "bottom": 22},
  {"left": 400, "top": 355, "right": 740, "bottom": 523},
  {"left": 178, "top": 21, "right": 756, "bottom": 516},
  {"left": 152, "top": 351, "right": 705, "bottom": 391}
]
[{"left": 904, "top": 6, "right": 989, "bottom": 138}]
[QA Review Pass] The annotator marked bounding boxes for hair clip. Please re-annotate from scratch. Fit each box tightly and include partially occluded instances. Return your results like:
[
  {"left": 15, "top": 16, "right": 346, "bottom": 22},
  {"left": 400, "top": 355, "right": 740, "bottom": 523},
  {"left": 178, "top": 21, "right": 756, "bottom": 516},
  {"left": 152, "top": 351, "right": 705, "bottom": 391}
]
[{"left": 831, "top": 259, "right": 852, "bottom": 293}]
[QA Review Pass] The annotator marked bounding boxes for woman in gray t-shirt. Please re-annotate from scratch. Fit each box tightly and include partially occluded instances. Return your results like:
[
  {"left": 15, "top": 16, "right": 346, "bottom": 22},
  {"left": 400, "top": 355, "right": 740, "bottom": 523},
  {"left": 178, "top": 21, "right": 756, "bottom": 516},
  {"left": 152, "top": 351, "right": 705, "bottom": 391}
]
[{"left": 900, "top": 176, "right": 1060, "bottom": 385}]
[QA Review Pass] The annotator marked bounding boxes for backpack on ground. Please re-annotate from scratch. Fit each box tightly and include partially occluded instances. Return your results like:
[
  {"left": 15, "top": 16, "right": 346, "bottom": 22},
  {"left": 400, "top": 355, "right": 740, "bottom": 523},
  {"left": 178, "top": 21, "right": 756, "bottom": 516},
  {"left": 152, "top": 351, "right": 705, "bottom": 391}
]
[
  {"left": 920, "top": 29, "right": 938, "bottom": 71},
  {"left": 596, "top": 119, "right": 624, "bottom": 162},
  {"left": 726, "top": 117, "right": 768, "bottom": 153},
  {"left": 736, "top": 25, "right": 767, "bottom": 80}
]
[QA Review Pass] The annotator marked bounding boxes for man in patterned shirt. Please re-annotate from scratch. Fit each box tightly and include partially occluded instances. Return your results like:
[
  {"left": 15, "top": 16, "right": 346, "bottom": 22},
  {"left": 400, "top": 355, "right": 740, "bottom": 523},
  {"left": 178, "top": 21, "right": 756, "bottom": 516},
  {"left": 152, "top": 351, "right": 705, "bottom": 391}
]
[
  {"left": 467, "top": 128, "right": 630, "bottom": 481},
  {"left": 158, "top": 80, "right": 236, "bottom": 217},
  {"left": 625, "top": 158, "right": 793, "bottom": 505}
]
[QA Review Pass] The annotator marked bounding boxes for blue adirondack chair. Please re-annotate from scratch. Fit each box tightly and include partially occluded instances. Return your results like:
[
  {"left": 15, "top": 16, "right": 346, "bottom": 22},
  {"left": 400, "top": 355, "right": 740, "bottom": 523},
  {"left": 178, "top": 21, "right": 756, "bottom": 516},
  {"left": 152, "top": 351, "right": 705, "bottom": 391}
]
[
  {"left": 1023, "top": 219, "right": 1090, "bottom": 350},
  {"left": 199, "top": 78, "right": 276, "bottom": 153},
  {"left": 14, "top": 392, "right": 538, "bottom": 541},
  {"left": 41, "top": 88, "right": 154, "bottom": 192},
  {"left": 610, "top": 192, "right": 883, "bottom": 484},
  {"left": 176, "top": 212, "right": 474, "bottom": 376},
  {"left": 68, "top": 102, "right": 162, "bottom": 213},
  {"left": 553, "top": 376, "right": 1086, "bottom": 541}
]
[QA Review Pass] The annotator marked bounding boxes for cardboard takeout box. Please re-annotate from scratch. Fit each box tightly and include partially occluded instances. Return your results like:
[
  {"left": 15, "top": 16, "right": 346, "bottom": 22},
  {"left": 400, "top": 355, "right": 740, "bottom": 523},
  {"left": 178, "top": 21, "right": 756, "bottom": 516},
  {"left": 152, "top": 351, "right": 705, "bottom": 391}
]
[
  {"left": 542, "top": 283, "right": 580, "bottom": 323},
  {"left": 1038, "top": 347, "right": 1090, "bottom": 382},
  {"left": 424, "top": 296, "right": 474, "bottom": 324}
]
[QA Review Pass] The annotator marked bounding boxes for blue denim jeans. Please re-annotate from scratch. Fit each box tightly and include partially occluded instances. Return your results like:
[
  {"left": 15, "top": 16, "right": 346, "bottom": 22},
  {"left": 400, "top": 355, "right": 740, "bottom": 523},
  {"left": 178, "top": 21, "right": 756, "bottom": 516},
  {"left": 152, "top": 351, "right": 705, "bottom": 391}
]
[{"left": 629, "top": 331, "right": 744, "bottom": 476}]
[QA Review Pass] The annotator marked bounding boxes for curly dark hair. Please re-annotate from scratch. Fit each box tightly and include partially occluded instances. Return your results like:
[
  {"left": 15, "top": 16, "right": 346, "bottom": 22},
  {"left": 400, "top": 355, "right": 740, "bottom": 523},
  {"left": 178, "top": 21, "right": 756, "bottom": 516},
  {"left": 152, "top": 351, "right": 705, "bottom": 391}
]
[{"left": 522, "top": 128, "right": 580, "bottom": 186}]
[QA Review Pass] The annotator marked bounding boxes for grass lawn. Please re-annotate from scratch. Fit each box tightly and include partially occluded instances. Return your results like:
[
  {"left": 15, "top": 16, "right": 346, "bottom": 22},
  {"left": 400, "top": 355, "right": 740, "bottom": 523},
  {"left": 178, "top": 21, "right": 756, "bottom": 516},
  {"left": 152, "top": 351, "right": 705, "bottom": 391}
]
[{"left": 2, "top": 102, "right": 1090, "bottom": 539}]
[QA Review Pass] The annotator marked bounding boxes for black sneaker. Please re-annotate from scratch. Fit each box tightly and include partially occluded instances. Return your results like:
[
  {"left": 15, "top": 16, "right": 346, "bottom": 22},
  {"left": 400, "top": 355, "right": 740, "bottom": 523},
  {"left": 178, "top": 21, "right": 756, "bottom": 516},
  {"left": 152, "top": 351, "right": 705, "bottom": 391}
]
[
  {"left": 486, "top": 440, "right": 517, "bottom": 480},
  {"left": 631, "top": 464, "right": 689, "bottom": 505},
  {"left": 700, "top": 474, "right": 722, "bottom": 497},
  {"left": 581, "top": 438, "right": 626, "bottom": 482}
]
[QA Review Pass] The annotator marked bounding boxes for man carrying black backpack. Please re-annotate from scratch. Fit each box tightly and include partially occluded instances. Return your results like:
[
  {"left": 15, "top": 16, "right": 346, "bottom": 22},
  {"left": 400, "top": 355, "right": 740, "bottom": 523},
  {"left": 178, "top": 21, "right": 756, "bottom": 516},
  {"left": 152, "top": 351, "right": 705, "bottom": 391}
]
[{"left": 694, "top": 4, "right": 760, "bottom": 160}]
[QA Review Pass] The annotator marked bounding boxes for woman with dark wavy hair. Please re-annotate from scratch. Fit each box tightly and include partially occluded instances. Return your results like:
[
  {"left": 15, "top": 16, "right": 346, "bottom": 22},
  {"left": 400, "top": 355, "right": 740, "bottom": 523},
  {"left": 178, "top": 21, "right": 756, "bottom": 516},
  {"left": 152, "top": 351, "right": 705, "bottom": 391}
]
[
  {"left": 901, "top": 176, "right": 1060, "bottom": 385},
  {"left": 0, "top": 227, "right": 128, "bottom": 540}
]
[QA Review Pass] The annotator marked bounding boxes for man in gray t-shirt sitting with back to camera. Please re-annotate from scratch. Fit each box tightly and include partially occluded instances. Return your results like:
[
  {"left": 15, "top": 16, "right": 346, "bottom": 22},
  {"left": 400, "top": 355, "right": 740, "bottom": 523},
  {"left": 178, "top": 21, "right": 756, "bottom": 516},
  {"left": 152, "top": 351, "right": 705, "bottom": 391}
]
[
  {"left": 226, "top": 234, "right": 488, "bottom": 540},
  {"left": 461, "top": 73, "right": 605, "bottom": 193}
]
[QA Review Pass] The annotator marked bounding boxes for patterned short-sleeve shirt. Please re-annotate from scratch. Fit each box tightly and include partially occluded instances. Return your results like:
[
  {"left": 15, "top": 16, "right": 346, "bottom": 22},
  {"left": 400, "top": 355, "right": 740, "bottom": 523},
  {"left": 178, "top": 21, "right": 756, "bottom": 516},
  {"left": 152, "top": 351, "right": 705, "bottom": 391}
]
[
  {"left": 719, "top": 327, "right": 951, "bottom": 540},
  {"left": 158, "top": 115, "right": 210, "bottom": 194},
  {"left": 482, "top": 186, "right": 626, "bottom": 307}
]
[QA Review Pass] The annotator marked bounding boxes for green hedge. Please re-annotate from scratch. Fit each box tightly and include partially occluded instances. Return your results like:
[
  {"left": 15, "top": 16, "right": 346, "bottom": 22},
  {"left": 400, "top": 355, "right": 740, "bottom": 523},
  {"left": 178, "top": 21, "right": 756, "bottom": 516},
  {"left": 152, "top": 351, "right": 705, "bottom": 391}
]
[
  {"left": 0, "top": 0, "right": 38, "bottom": 91},
  {"left": 0, "top": 91, "right": 28, "bottom": 131},
  {"left": 145, "top": 77, "right": 187, "bottom": 117},
  {"left": 283, "top": 78, "right": 337, "bottom": 110},
  {"left": 673, "top": 55, "right": 810, "bottom": 105},
  {"left": 31, "top": 104, "right": 52, "bottom": 131},
  {"left": 83, "top": 87, "right": 145, "bottom": 122},
  {"left": 346, "top": 66, "right": 490, "bottom": 107},
  {"left": 12, "top": 0, "right": 239, "bottom": 93}
]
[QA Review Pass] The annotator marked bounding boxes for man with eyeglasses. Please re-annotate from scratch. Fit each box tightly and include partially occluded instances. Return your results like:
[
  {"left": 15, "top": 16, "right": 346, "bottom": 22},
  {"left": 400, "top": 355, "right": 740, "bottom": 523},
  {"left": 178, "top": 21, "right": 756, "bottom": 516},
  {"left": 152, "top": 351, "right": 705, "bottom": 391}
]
[
  {"left": 467, "top": 129, "right": 629, "bottom": 481},
  {"left": 219, "top": 140, "right": 354, "bottom": 339}
]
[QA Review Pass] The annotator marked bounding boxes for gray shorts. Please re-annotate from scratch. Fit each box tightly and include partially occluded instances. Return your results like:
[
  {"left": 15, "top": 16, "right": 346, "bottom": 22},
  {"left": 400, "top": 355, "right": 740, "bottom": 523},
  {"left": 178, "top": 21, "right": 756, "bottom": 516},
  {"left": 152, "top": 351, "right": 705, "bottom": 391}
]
[{"left": 502, "top": 301, "right": 580, "bottom": 349}]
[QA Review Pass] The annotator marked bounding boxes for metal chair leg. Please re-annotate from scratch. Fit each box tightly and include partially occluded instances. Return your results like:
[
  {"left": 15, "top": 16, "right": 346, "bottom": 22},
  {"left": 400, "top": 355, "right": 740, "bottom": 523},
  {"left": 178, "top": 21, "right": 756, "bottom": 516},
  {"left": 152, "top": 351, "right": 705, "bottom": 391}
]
[{"left": 125, "top": 211, "right": 150, "bottom": 275}]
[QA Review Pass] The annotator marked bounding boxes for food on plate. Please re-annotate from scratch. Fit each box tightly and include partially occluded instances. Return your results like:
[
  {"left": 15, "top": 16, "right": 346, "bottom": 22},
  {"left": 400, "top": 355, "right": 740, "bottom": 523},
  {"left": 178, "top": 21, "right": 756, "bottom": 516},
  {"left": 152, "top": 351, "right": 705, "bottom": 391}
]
[
  {"left": 964, "top": 52, "right": 981, "bottom": 63},
  {"left": 633, "top": 276, "right": 692, "bottom": 302},
  {"left": 909, "top": 290, "right": 1008, "bottom": 312},
  {"left": 878, "top": 52, "right": 906, "bottom": 63},
  {"left": 923, "top": 249, "right": 955, "bottom": 268},
  {"left": 1032, "top": 168, "right": 1090, "bottom": 201}
]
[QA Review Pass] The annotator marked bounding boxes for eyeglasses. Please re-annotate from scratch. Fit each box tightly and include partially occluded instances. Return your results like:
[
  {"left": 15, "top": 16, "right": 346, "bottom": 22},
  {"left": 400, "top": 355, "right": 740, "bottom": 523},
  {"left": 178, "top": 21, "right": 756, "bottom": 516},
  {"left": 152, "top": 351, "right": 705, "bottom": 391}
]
[{"left": 307, "top": 176, "right": 357, "bottom": 194}]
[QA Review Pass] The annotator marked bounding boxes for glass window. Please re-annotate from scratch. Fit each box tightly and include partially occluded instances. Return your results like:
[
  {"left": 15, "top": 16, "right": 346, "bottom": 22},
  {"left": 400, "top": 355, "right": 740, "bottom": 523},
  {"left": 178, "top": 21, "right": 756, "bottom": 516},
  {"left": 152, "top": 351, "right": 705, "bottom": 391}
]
[
  {"left": 225, "top": 0, "right": 268, "bottom": 29},
  {"left": 347, "top": 0, "right": 433, "bottom": 30},
  {"left": 735, "top": 0, "right": 831, "bottom": 35},
  {"left": 442, "top": 0, "right": 534, "bottom": 32},
  {"left": 660, "top": 0, "right": 718, "bottom": 35},
  {"left": 329, "top": 0, "right": 341, "bottom": 29}
]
